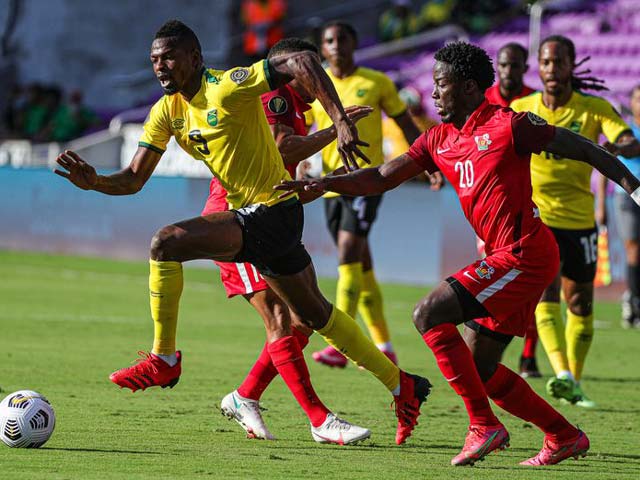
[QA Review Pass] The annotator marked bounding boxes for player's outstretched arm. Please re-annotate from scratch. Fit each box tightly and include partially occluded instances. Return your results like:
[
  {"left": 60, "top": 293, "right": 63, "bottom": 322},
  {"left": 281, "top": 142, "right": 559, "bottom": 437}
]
[
  {"left": 275, "top": 153, "right": 423, "bottom": 199},
  {"left": 268, "top": 51, "right": 369, "bottom": 171},
  {"left": 272, "top": 105, "right": 373, "bottom": 165},
  {"left": 546, "top": 127, "right": 640, "bottom": 199},
  {"left": 54, "top": 147, "right": 162, "bottom": 195}
]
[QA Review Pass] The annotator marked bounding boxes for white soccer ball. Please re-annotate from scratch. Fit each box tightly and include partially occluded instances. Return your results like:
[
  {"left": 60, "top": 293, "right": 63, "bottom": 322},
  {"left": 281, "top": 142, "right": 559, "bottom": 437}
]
[{"left": 0, "top": 390, "right": 56, "bottom": 448}]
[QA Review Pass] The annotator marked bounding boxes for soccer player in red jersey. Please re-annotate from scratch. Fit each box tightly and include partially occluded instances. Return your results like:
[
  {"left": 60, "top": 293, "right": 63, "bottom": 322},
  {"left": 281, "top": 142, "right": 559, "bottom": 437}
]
[
  {"left": 483, "top": 42, "right": 540, "bottom": 378},
  {"left": 484, "top": 42, "right": 535, "bottom": 108},
  {"left": 276, "top": 42, "right": 640, "bottom": 466},
  {"left": 203, "top": 38, "right": 372, "bottom": 442}
]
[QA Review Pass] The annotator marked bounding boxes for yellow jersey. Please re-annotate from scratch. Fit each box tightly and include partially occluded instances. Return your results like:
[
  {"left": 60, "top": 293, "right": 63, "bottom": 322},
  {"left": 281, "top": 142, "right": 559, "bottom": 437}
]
[
  {"left": 511, "top": 91, "right": 630, "bottom": 229},
  {"left": 139, "top": 60, "right": 291, "bottom": 209},
  {"left": 307, "top": 66, "right": 407, "bottom": 174}
]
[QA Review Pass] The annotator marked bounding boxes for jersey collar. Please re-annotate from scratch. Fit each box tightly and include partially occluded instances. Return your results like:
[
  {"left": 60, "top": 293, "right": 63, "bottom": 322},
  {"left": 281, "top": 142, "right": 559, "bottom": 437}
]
[{"left": 459, "top": 99, "right": 493, "bottom": 136}]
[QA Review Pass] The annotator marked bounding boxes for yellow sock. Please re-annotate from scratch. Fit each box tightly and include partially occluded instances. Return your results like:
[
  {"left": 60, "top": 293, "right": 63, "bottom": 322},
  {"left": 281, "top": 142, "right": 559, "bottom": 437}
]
[
  {"left": 566, "top": 310, "right": 593, "bottom": 381},
  {"left": 336, "top": 262, "right": 363, "bottom": 319},
  {"left": 149, "top": 259, "right": 183, "bottom": 355},
  {"left": 358, "top": 269, "right": 392, "bottom": 347},
  {"left": 317, "top": 306, "right": 400, "bottom": 392},
  {"left": 535, "top": 301, "right": 570, "bottom": 375}
]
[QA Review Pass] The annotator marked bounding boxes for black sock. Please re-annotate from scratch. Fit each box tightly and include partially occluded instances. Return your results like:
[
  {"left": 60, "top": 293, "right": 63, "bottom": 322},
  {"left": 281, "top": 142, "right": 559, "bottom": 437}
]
[{"left": 627, "top": 264, "right": 640, "bottom": 316}]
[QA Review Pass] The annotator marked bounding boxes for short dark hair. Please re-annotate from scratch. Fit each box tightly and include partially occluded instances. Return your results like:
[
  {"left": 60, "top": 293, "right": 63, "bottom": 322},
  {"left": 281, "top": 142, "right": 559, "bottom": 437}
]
[
  {"left": 434, "top": 41, "right": 495, "bottom": 92},
  {"left": 155, "top": 19, "right": 202, "bottom": 54},
  {"left": 539, "top": 34, "right": 607, "bottom": 92},
  {"left": 268, "top": 37, "right": 318, "bottom": 58},
  {"left": 498, "top": 42, "right": 528, "bottom": 63},
  {"left": 320, "top": 20, "right": 358, "bottom": 45}
]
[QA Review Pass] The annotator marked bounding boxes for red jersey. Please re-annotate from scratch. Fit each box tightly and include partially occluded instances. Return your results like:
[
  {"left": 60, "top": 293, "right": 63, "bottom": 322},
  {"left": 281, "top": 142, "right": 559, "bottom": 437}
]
[
  {"left": 484, "top": 84, "right": 535, "bottom": 108},
  {"left": 206, "top": 84, "right": 310, "bottom": 211},
  {"left": 260, "top": 84, "right": 311, "bottom": 177},
  {"left": 407, "top": 101, "right": 556, "bottom": 254}
]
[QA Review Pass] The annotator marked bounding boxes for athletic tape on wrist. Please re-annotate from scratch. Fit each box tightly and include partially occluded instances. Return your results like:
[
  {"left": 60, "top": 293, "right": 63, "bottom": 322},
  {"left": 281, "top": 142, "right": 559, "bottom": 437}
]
[{"left": 632, "top": 186, "right": 640, "bottom": 206}]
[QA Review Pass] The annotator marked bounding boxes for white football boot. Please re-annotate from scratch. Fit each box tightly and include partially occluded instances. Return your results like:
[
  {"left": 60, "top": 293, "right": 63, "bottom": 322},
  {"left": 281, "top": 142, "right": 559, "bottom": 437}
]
[
  {"left": 220, "top": 391, "right": 275, "bottom": 440},
  {"left": 311, "top": 413, "right": 371, "bottom": 445}
]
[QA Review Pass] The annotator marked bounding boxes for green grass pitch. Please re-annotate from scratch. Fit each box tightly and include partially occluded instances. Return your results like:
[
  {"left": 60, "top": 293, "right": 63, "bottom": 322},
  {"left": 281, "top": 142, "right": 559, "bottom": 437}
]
[{"left": 0, "top": 250, "right": 638, "bottom": 479}]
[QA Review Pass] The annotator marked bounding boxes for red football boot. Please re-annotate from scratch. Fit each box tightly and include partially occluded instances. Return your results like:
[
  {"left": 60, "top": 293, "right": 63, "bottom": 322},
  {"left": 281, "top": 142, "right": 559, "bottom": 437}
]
[
  {"left": 451, "top": 424, "right": 510, "bottom": 466},
  {"left": 520, "top": 430, "right": 589, "bottom": 466},
  {"left": 109, "top": 351, "right": 181, "bottom": 392},
  {"left": 312, "top": 345, "right": 348, "bottom": 368},
  {"left": 393, "top": 371, "right": 432, "bottom": 445}
]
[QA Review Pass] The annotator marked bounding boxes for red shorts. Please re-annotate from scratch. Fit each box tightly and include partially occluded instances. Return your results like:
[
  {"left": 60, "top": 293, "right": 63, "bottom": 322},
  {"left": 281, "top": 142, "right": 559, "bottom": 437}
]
[
  {"left": 202, "top": 178, "right": 269, "bottom": 298},
  {"left": 452, "top": 226, "right": 559, "bottom": 337}
]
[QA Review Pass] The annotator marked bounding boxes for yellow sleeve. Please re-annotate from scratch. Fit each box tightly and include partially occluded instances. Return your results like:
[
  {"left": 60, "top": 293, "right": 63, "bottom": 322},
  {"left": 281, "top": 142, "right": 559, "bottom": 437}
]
[
  {"left": 138, "top": 98, "right": 171, "bottom": 154},
  {"left": 593, "top": 97, "right": 631, "bottom": 142},
  {"left": 379, "top": 73, "right": 407, "bottom": 118},
  {"left": 218, "top": 60, "right": 274, "bottom": 111},
  {"left": 509, "top": 97, "right": 527, "bottom": 112},
  {"left": 304, "top": 105, "right": 315, "bottom": 127}
]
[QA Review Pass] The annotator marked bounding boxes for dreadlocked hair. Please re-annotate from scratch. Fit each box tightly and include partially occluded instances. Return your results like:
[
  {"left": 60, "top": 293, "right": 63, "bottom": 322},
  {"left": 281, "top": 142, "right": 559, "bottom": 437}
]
[
  {"left": 540, "top": 35, "right": 608, "bottom": 92},
  {"left": 434, "top": 41, "right": 495, "bottom": 93}
]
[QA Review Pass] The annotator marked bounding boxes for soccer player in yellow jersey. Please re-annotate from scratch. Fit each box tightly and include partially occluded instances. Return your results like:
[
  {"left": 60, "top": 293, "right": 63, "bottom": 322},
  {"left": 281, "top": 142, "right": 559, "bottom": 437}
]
[
  {"left": 511, "top": 35, "right": 640, "bottom": 408},
  {"left": 308, "top": 21, "right": 442, "bottom": 368},
  {"left": 54, "top": 20, "right": 431, "bottom": 445}
]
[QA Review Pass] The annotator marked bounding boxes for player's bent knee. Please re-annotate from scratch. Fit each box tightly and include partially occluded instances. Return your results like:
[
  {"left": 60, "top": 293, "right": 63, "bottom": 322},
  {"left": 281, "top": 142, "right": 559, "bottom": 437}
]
[
  {"left": 413, "top": 295, "right": 445, "bottom": 334},
  {"left": 150, "top": 225, "right": 183, "bottom": 261},
  {"left": 566, "top": 291, "right": 593, "bottom": 316}
]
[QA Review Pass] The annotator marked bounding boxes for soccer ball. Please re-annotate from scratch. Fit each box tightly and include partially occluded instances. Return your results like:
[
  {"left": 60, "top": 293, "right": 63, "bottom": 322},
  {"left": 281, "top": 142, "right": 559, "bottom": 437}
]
[{"left": 0, "top": 390, "right": 56, "bottom": 448}]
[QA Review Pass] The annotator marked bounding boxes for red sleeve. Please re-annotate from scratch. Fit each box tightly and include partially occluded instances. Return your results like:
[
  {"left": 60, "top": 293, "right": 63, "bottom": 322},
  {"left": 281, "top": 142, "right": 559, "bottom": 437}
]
[
  {"left": 511, "top": 111, "right": 556, "bottom": 156},
  {"left": 260, "top": 87, "right": 292, "bottom": 126},
  {"left": 406, "top": 130, "right": 439, "bottom": 173}
]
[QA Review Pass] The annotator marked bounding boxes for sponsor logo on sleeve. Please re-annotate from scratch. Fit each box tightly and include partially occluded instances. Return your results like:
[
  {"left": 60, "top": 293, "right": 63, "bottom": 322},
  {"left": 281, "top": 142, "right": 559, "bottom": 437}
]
[
  {"left": 527, "top": 111, "right": 547, "bottom": 126},
  {"left": 569, "top": 120, "right": 582, "bottom": 133},
  {"left": 230, "top": 68, "right": 250, "bottom": 84},
  {"left": 267, "top": 96, "right": 288, "bottom": 115},
  {"left": 474, "top": 133, "right": 492, "bottom": 151}
]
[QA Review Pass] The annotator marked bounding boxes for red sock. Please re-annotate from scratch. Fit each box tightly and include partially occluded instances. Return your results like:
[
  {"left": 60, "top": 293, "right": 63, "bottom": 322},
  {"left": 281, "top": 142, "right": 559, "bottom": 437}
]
[
  {"left": 522, "top": 318, "right": 538, "bottom": 358},
  {"left": 237, "top": 327, "right": 310, "bottom": 400},
  {"left": 422, "top": 323, "right": 500, "bottom": 427},
  {"left": 484, "top": 364, "right": 578, "bottom": 441},
  {"left": 268, "top": 335, "right": 329, "bottom": 427}
]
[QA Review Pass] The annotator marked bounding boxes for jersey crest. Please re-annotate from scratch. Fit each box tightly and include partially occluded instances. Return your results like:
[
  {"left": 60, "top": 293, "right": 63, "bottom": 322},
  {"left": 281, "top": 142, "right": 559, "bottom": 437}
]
[
  {"left": 527, "top": 111, "right": 547, "bottom": 126},
  {"left": 569, "top": 120, "right": 582, "bottom": 133},
  {"left": 474, "top": 133, "right": 492, "bottom": 151},
  {"left": 171, "top": 118, "right": 185, "bottom": 130},
  {"left": 207, "top": 109, "right": 218, "bottom": 127},
  {"left": 230, "top": 68, "right": 250, "bottom": 84},
  {"left": 267, "top": 96, "right": 288, "bottom": 114}
]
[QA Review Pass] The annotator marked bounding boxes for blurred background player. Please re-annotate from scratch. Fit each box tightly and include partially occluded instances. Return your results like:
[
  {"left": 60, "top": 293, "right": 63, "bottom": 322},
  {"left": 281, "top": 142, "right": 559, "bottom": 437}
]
[
  {"left": 277, "top": 41, "right": 640, "bottom": 466},
  {"left": 609, "top": 85, "right": 640, "bottom": 329},
  {"left": 483, "top": 42, "right": 540, "bottom": 378},
  {"left": 205, "top": 37, "right": 373, "bottom": 442},
  {"left": 308, "top": 21, "right": 442, "bottom": 368},
  {"left": 485, "top": 42, "right": 534, "bottom": 107},
  {"left": 511, "top": 35, "right": 640, "bottom": 408},
  {"left": 382, "top": 85, "right": 438, "bottom": 162},
  {"left": 55, "top": 20, "right": 432, "bottom": 446}
]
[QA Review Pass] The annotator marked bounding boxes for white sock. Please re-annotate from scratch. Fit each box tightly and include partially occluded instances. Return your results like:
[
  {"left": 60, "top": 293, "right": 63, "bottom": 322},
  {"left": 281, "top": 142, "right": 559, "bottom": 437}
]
[
  {"left": 391, "top": 383, "right": 401, "bottom": 396},
  {"left": 376, "top": 341, "right": 394, "bottom": 353},
  {"left": 153, "top": 352, "right": 177, "bottom": 367},
  {"left": 558, "top": 370, "right": 575, "bottom": 381}
]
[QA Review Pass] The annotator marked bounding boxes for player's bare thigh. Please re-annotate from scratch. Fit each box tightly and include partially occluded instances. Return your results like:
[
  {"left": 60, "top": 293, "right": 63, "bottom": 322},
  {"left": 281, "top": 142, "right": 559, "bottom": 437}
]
[
  {"left": 245, "top": 289, "right": 314, "bottom": 342},
  {"left": 263, "top": 263, "right": 333, "bottom": 330},
  {"left": 150, "top": 211, "right": 243, "bottom": 262},
  {"left": 412, "top": 281, "right": 465, "bottom": 334}
]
